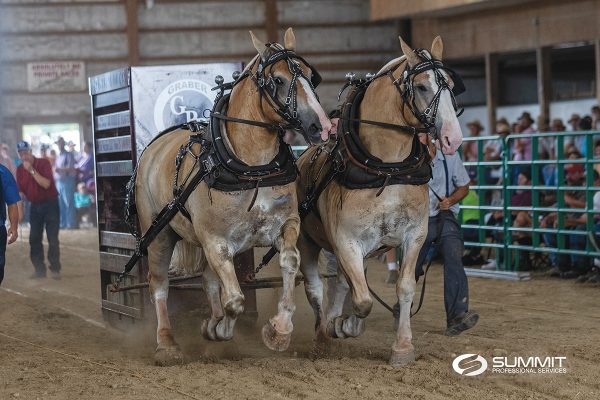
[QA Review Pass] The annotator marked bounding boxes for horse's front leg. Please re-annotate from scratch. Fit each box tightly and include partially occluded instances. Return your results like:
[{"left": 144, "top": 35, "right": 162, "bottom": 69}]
[
  {"left": 391, "top": 229, "right": 427, "bottom": 367},
  {"left": 327, "top": 237, "right": 371, "bottom": 339},
  {"left": 262, "top": 217, "right": 301, "bottom": 351},
  {"left": 202, "top": 241, "right": 245, "bottom": 341},
  {"left": 147, "top": 229, "right": 183, "bottom": 366}
]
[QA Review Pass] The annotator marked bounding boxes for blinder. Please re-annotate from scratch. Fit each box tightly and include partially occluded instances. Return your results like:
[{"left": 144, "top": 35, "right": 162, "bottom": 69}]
[
  {"left": 248, "top": 45, "right": 322, "bottom": 129},
  {"left": 397, "top": 48, "right": 465, "bottom": 133}
]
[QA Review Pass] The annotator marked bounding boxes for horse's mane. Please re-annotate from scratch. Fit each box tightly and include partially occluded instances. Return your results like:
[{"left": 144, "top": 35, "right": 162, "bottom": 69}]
[{"left": 376, "top": 55, "right": 407, "bottom": 75}]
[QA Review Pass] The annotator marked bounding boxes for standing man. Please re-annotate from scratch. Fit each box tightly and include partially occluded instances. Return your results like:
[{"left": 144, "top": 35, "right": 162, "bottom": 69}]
[
  {"left": 1, "top": 163, "right": 21, "bottom": 285},
  {"left": 16, "top": 141, "right": 61, "bottom": 279},
  {"left": 394, "top": 146, "right": 479, "bottom": 336},
  {"left": 54, "top": 137, "right": 78, "bottom": 229}
]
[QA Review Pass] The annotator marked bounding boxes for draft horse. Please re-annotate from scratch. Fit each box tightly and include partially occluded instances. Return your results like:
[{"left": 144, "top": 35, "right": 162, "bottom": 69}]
[
  {"left": 296, "top": 36, "right": 464, "bottom": 367},
  {"left": 131, "top": 28, "right": 332, "bottom": 365}
]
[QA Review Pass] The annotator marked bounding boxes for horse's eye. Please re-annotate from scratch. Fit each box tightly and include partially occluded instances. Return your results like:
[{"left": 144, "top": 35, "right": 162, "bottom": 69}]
[
  {"left": 416, "top": 85, "right": 428, "bottom": 92},
  {"left": 274, "top": 77, "right": 284, "bottom": 85}
]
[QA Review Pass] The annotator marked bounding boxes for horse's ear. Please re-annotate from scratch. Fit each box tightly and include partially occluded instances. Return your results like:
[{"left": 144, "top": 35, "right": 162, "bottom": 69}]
[
  {"left": 431, "top": 36, "right": 444, "bottom": 60},
  {"left": 399, "top": 36, "right": 419, "bottom": 67},
  {"left": 250, "top": 31, "right": 268, "bottom": 61},
  {"left": 284, "top": 27, "right": 296, "bottom": 51}
]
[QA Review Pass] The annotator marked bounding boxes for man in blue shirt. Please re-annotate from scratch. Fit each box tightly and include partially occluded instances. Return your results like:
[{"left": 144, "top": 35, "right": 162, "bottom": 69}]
[{"left": 1, "top": 164, "right": 22, "bottom": 285}]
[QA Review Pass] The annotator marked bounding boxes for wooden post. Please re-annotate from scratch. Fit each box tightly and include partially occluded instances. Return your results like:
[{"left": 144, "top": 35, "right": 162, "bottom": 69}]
[
  {"left": 485, "top": 52, "right": 498, "bottom": 133},
  {"left": 595, "top": 38, "right": 600, "bottom": 105},
  {"left": 536, "top": 46, "right": 551, "bottom": 123},
  {"left": 264, "top": 0, "right": 279, "bottom": 43},
  {"left": 125, "top": 0, "right": 140, "bottom": 66}
]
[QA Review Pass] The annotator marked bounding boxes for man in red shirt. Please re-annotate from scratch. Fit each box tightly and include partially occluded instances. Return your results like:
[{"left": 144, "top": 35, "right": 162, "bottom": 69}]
[{"left": 16, "top": 141, "right": 61, "bottom": 279}]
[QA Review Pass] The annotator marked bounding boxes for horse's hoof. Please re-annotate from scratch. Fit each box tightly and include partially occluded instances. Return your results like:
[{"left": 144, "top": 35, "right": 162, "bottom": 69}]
[
  {"left": 261, "top": 321, "right": 291, "bottom": 352},
  {"left": 326, "top": 317, "right": 346, "bottom": 339},
  {"left": 154, "top": 346, "right": 184, "bottom": 367},
  {"left": 341, "top": 315, "right": 365, "bottom": 338},
  {"left": 201, "top": 318, "right": 226, "bottom": 341},
  {"left": 389, "top": 349, "right": 416, "bottom": 368}
]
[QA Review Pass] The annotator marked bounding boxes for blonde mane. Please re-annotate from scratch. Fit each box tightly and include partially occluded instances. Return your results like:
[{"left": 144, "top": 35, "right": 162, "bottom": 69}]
[{"left": 376, "top": 55, "right": 407, "bottom": 75}]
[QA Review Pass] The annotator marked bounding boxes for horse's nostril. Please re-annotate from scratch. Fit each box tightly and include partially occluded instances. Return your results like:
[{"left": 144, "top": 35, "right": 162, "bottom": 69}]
[{"left": 309, "top": 123, "right": 321, "bottom": 135}]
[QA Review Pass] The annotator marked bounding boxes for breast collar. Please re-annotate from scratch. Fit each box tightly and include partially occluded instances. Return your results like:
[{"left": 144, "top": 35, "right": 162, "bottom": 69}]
[{"left": 200, "top": 93, "right": 298, "bottom": 196}]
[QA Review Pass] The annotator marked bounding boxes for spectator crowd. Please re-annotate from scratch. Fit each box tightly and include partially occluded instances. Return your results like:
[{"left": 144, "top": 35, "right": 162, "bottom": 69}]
[{"left": 460, "top": 105, "right": 600, "bottom": 284}]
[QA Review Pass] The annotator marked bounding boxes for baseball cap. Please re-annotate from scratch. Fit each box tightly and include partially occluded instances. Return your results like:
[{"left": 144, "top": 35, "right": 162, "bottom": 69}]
[
  {"left": 565, "top": 164, "right": 584, "bottom": 174},
  {"left": 16, "top": 140, "right": 31, "bottom": 151}
]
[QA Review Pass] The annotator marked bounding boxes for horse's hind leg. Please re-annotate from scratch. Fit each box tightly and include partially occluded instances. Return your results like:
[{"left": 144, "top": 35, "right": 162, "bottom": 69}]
[
  {"left": 391, "top": 230, "right": 426, "bottom": 368},
  {"left": 298, "top": 233, "right": 327, "bottom": 342},
  {"left": 202, "top": 241, "right": 244, "bottom": 341},
  {"left": 327, "top": 238, "right": 371, "bottom": 339},
  {"left": 147, "top": 229, "right": 183, "bottom": 366},
  {"left": 262, "top": 219, "right": 301, "bottom": 351}
]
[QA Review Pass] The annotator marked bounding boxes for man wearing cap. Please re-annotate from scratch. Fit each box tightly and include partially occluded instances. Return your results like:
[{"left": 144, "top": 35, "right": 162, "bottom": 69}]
[
  {"left": 463, "top": 119, "right": 484, "bottom": 162},
  {"left": 15, "top": 141, "right": 61, "bottom": 279},
  {"left": 54, "top": 137, "right": 78, "bottom": 229},
  {"left": 0, "top": 163, "right": 21, "bottom": 285}
]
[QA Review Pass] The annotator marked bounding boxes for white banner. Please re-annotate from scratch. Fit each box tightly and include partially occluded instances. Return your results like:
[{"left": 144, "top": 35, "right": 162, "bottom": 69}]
[{"left": 27, "top": 61, "right": 86, "bottom": 92}]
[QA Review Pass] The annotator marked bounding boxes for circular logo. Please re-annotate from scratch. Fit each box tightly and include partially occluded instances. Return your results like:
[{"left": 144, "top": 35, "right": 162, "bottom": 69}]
[
  {"left": 452, "top": 354, "right": 488, "bottom": 376},
  {"left": 153, "top": 79, "right": 213, "bottom": 132}
]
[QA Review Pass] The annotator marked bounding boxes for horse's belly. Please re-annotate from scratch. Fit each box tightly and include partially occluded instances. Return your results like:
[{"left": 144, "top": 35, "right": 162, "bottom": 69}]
[{"left": 221, "top": 191, "right": 297, "bottom": 251}]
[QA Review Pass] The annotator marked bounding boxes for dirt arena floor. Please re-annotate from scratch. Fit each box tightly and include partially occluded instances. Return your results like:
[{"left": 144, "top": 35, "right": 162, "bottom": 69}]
[{"left": 1, "top": 228, "right": 599, "bottom": 399}]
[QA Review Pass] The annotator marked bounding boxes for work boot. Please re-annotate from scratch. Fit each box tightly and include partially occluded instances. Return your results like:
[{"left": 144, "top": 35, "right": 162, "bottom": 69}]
[{"left": 445, "top": 310, "right": 479, "bottom": 336}]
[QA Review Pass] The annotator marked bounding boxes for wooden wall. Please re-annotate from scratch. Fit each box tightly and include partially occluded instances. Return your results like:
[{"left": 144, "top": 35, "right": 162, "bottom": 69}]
[
  {"left": 0, "top": 0, "right": 399, "bottom": 149},
  {"left": 410, "top": 0, "right": 600, "bottom": 59}
]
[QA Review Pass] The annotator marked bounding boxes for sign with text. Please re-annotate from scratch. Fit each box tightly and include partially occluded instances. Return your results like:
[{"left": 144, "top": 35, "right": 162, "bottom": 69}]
[
  {"left": 27, "top": 61, "right": 86, "bottom": 92},
  {"left": 130, "top": 63, "right": 242, "bottom": 158}
]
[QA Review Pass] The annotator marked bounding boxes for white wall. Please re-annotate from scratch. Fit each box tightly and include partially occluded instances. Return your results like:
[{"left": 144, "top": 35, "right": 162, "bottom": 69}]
[{"left": 460, "top": 98, "right": 599, "bottom": 135}]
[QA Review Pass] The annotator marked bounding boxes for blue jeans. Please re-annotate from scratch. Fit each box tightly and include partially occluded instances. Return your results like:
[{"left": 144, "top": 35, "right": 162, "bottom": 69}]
[
  {"left": 543, "top": 225, "right": 591, "bottom": 274},
  {"left": 29, "top": 199, "right": 61, "bottom": 276},
  {"left": 0, "top": 225, "right": 6, "bottom": 285},
  {"left": 416, "top": 212, "right": 470, "bottom": 323},
  {"left": 56, "top": 177, "right": 77, "bottom": 229}
]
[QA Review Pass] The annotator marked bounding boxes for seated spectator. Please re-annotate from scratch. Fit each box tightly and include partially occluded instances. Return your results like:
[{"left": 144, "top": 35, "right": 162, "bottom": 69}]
[
  {"left": 74, "top": 182, "right": 95, "bottom": 227},
  {"left": 541, "top": 164, "right": 591, "bottom": 279},
  {"left": 592, "top": 105, "right": 600, "bottom": 130},
  {"left": 594, "top": 140, "right": 600, "bottom": 177},
  {"left": 550, "top": 118, "right": 566, "bottom": 133},
  {"left": 568, "top": 113, "right": 581, "bottom": 132},
  {"left": 566, "top": 115, "right": 592, "bottom": 157},
  {"left": 463, "top": 119, "right": 484, "bottom": 162},
  {"left": 511, "top": 112, "right": 534, "bottom": 185},
  {"left": 461, "top": 169, "right": 484, "bottom": 266},
  {"left": 483, "top": 120, "right": 511, "bottom": 185},
  {"left": 482, "top": 170, "right": 533, "bottom": 271}
]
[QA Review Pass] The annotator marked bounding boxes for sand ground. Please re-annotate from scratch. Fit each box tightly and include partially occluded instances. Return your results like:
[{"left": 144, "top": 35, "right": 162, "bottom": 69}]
[{"left": 1, "top": 227, "right": 598, "bottom": 399}]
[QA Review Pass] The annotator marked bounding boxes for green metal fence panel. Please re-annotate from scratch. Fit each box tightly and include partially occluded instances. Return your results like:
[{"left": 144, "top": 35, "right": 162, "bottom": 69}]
[{"left": 461, "top": 130, "right": 600, "bottom": 272}]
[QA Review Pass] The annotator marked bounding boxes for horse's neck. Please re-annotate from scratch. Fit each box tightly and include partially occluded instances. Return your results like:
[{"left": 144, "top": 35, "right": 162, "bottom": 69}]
[
  {"left": 223, "top": 81, "right": 279, "bottom": 165},
  {"left": 357, "top": 79, "right": 414, "bottom": 163}
]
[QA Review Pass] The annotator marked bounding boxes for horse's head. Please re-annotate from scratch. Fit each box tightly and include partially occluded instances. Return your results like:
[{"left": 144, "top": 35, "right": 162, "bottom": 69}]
[
  {"left": 397, "top": 36, "right": 464, "bottom": 155},
  {"left": 248, "top": 28, "right": 332, "bottom": 144}
]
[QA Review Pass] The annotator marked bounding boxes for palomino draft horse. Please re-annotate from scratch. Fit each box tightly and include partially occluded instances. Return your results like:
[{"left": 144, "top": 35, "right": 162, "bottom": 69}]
[
  {"left": 132, "top": 28, "right": 331, "bottom": 365},
  {"left": 296, "top": 36, "right": 464, "bottom": 367}
]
